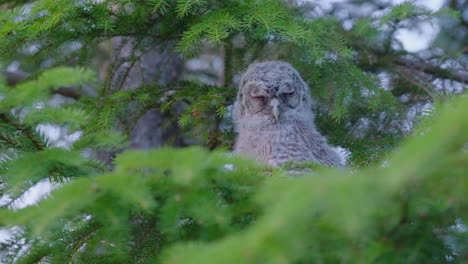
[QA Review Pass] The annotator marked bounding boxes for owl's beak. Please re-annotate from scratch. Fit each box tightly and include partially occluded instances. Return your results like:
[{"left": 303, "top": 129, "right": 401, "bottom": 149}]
[{"left": 270, "top": 98, "right": 280, "bottom": 122}]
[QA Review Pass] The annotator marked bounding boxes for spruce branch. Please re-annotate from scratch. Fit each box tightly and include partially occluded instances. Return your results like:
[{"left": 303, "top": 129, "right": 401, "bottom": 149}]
[
  {"left": 394, "top": 57, "right": 468, "bottom": 84},
  {"left": 3, "top": 70, "right": 28, "bottom": 86},
  {"left": 26, "top": 255, "right": 47, "bottom": 264},
  {"left": 68, "top": 223, "right": 103, "bottom": 260},
  {"left": 1, "top": 178, "right": 43, "bottom": 209},
  {"left": 0, "top": 113, "right": 46, "bottom": 151},
  {"left": 116, "top": 41, "right": 163, "bottom": 91},
  {"left": 354, "top": 48, "right": 468, "bottom": 84},
  {"left": 397, "top": 67, "right": 436, "bottom": 98},
  {"left": 2, "top": 71, "right": 83, "bottom": 99},
  {"left": 52, "top": 87, "right": 81, "bottom": 100}
]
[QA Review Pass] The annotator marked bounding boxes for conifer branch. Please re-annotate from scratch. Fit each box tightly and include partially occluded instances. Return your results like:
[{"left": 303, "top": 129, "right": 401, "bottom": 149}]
[
  {"left": 355, "top": 49, "right": 468, "bottom": 84},
  {"left": 394, "top": 57, "right": 468, "bottom": 84},
  {"left": 68, "top": 223, "right": 103, "bottom": 260},
  {"left": 26, "top": 254, "right": 47, "bottom": 264},
  {"left": 1, "top": 184, "right": 37, "bottom": 209},
  {"left": 3, "top": 70, "right": 28, "bottom": 86},
  {"left": 0, "top": 113, "right": 46, "bottom": 151},
  {"left": 52, "top": 87, "right": 81, "bottom": 100},
  {"left": 397, "top": 68, "right": 436, "bottom": 98},
  {"left": 3, "top": 71, "right": 82, "bottom": 99}
]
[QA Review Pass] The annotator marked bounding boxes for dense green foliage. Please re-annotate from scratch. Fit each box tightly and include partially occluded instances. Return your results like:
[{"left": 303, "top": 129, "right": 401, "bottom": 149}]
[
  {"left": 1, "top": 96, "right": 468, "bottom": 264},
  {"left": 0, "top": 0, "right": 467, "bottom": 263}
]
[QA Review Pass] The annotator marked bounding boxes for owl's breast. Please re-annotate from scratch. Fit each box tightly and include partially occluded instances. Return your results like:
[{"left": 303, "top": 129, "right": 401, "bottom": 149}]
[
  {"left": 269, "top": 124, "right": 318, "bottom": 165},
  {"left": 234, "top": 126, "right": 279, "bottom": 165},
  {"left": 234, "top": 123, "right": 320, "bottom": 166}
]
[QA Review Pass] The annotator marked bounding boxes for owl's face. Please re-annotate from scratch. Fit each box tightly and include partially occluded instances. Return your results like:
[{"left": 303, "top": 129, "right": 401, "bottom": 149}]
[
  {"left": 236, "top": 61, "right": 312, "bottom": 124},
  {"left": 244, "top": 80, "right": 299, "bottom": 122}
]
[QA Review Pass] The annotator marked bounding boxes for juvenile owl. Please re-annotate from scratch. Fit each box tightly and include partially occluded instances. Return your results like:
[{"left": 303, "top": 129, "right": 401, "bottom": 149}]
[{"left": 233, "top": 61, "right": 344, "bottom": 167}]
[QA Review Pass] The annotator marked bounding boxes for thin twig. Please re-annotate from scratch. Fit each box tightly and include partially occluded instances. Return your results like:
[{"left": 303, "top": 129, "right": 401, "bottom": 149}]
[{"left": 0, "top": 113, "right": 46, "bottom": 151}]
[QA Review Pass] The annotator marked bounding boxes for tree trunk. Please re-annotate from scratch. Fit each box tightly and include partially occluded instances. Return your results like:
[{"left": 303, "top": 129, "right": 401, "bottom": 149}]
[{"left": 98, "top": 38, "right": 184, "bottom": 162}]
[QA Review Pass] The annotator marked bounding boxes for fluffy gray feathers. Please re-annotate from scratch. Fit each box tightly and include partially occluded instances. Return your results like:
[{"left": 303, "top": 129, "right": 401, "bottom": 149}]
[{"left": 233, "top": 61, "right": 345, "bottom": 167}]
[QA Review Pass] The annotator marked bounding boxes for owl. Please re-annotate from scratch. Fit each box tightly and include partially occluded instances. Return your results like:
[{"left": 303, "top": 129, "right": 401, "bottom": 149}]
[{"left": 233, "top": 61, "right": 345, "bottom": 167}]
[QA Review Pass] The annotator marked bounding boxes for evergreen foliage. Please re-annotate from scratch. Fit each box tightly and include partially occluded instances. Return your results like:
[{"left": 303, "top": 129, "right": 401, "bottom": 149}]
[{"left": 0, "top": 0, "right": 467, "bottom": 263}]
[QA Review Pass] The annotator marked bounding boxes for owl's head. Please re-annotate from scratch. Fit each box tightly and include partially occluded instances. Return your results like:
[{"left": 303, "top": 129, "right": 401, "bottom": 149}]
[{"left": 234, "top": 61, "right": 313, "bottom": 126}]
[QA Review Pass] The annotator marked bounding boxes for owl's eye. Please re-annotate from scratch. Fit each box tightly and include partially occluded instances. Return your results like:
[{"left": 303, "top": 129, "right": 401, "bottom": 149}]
[
  {"left": 283, "top": 91, "right": 295, "bottom": 96},
  {"left": 251, "top": 95, "right": 265, "bottom": 100}
]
